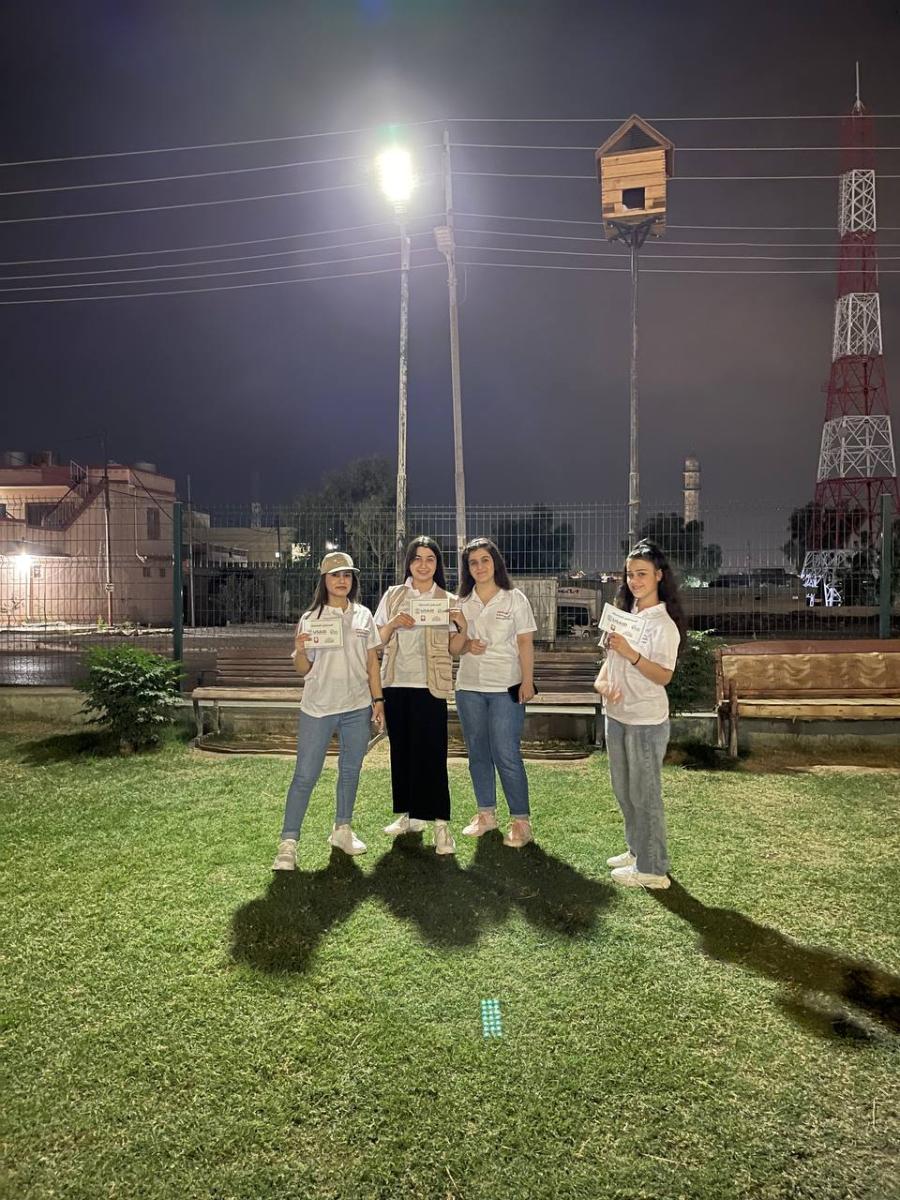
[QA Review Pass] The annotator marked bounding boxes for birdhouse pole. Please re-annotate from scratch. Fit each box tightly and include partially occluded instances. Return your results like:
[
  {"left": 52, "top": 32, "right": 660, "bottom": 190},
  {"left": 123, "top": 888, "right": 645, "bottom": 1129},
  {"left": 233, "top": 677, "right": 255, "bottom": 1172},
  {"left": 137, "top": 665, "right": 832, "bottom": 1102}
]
[{"left": 595, "top": 116, "right": 674, "bottom": 547}]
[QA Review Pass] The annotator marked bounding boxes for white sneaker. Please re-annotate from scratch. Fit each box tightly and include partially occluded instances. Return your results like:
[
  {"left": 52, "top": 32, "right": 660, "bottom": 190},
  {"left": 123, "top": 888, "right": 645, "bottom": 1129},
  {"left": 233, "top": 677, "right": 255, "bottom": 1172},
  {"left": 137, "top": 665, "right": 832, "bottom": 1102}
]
[
  {"left": 272, "top": 838, "right": 297, "bottom": 871},
  {"left": 606, "top": 850, "right": 636, "bottom": 868},
  {"left": 462, "top": 810, "right": 498, "bottom": 837},
  {"left": 503, "top": 818, "right": 534, "bottom": 849},
  {"left": 328, "top": 824, "right": 367, "bottom": 856},
  {"left": 384, "top": 815, "right": 427, "bottom": 836},
  {"left": 610, "top": 864, "right": 670, "bottom": 890},
  {"left": 434, "top": 821, "right": 456, "bottom": 855}
]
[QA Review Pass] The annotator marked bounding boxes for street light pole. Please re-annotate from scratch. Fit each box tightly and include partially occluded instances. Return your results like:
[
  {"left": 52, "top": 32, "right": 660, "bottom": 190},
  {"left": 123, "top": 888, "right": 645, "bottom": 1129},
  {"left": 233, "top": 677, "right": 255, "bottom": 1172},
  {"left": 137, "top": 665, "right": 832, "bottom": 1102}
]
[
  {"left": 376, "top": 145, "right": 416, "bottom": 582},
  {"left": 395, "top": 214, "right": 411, "bottom": 580},
  {"left": 435, "top": 129, "right": 467, "bottom": 578}
]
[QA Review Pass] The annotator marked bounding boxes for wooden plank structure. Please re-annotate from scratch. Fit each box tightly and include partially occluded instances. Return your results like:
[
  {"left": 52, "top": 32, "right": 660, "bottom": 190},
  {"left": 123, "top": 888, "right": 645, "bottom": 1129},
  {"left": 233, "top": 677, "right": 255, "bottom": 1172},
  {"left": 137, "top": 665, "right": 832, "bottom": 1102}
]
[
  {"left": 715, "top": 639, "right": 900, "bottom": 756},
  {"left": 595, "top": 115, "right": 674, "bottom": 240},
  {"left": 191, "top": 646, "right": 603, "bottom": 740}
]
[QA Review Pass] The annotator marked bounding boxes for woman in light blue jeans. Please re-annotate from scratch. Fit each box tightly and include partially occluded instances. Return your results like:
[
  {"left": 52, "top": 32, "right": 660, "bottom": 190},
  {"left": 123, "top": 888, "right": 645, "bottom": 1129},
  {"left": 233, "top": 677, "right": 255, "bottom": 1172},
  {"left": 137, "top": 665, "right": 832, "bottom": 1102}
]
[
  {"left": 272, "top": 552, "right": 384, "bottom": 871},
  {"left": 450, "top": 538, "right": 538, "bottom": 849},
  {"left": 594, "top": 541, "right": 685, "bottom": 890}
]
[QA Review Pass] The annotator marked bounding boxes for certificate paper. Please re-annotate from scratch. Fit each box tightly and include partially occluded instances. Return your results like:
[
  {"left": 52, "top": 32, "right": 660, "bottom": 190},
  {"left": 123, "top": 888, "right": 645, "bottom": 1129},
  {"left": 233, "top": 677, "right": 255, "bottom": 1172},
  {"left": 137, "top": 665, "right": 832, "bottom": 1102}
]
[
  {"left": 409, "top": 596, "right": 450, "bottom": 627},
  {"left": 303, "top": 616, "right": 344, "bottom": 648},
  {"left": 598, "top": 603, "right": 647, "bottom": 642}
]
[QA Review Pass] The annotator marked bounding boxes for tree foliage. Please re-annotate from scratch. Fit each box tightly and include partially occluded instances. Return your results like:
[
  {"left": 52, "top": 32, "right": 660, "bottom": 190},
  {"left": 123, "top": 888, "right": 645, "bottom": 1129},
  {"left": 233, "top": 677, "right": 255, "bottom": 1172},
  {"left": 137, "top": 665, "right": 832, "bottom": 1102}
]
[
  {"left": 491, "top": 505, "right": 574, "bottom": 575},
  {"left": 291, "top": 456, "right": 397, "bottom": 601},
  {"left": 79, "top": 645, "right": 182, "bottom": 751},
  {"left": 624, "top": 514, "right": 722, "bottom": 583},
  {"left": 783, "top": 502, "right": 890, "bottom": 605}
]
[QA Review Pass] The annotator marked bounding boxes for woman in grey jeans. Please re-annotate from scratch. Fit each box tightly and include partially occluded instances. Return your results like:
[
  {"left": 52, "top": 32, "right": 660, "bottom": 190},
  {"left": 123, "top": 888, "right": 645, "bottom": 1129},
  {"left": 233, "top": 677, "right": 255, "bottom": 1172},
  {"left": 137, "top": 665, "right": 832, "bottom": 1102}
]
[{"left": 594, "top": 540, "right": 685, "bottom": 890}]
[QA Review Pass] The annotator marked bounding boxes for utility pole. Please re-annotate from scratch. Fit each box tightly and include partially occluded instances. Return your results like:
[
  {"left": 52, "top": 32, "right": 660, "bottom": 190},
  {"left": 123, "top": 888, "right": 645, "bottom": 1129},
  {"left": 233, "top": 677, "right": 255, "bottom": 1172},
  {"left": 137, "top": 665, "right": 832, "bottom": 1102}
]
[
  {"left": 172, "top": 501, "right": 183, "bottom": 666},
  {"left": 435, "top": 129, "right": 467, "bottom": 577},
  {"left": 186, "top": 474, "right": 196, "bottom": 627},
  {"left": 101, "top": 434, "right": 113, "bottom": 624}
]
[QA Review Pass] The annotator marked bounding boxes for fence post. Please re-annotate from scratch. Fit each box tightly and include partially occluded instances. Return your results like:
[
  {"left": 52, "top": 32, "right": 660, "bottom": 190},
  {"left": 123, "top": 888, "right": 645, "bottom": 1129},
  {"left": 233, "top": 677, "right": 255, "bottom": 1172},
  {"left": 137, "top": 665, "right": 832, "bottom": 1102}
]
[
  {"left": 172, "top": 501, "right": 184, "bottom": 665},
  {"left": 879, "top": 492, "right": 894, "bottom": 640}
]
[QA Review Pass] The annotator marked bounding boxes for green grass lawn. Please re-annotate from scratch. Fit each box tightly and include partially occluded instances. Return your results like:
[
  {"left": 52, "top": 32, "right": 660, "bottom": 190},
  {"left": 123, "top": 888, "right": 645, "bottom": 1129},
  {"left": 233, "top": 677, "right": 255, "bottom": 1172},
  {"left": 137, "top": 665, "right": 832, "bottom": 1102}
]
[{"left": 1, "top": 726, "right": 898, "bottom": 1200}]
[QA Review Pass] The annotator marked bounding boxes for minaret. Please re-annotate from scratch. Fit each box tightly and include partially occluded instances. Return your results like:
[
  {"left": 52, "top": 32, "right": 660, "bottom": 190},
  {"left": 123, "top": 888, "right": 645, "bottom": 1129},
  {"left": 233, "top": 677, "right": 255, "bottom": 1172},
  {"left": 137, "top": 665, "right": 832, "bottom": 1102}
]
[
  {"left": 683, "top": 456, "right": 700, "bottom": 525},
  {"left": 802, "top": 72, "right": 899, "bottom": 605}
]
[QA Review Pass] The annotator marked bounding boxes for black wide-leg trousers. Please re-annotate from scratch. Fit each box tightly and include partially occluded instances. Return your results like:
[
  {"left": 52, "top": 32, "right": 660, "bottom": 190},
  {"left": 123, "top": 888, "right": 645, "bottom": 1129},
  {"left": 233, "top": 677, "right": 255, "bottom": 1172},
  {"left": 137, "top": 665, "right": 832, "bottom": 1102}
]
[{"left": 383, "top": 687, "right": 451, "bottom": 820}]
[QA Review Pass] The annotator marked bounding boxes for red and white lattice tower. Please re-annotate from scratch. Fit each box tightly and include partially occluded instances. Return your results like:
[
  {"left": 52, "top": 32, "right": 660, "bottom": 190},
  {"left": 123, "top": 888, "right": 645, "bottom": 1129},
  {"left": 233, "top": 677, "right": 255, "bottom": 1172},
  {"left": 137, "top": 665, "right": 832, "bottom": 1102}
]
[{"left": 801, "top": 81, "right": 899, "bottom": 605}]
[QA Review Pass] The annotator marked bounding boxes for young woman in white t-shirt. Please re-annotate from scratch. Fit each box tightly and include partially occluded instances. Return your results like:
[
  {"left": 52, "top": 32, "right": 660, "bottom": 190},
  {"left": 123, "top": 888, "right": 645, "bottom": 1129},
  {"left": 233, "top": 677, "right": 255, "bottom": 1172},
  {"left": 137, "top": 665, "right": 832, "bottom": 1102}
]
[
  {"left": 374, "top": 536, "right": 464, "bottom": 855},
  {"left": 449, "top": 537, "right": 538, "bottom": 849},
  {"left": 272, "top": 552, "right": 384, "bottom": 870},
  {"left": 593, "top": 540, "right": 685, "bottom": 889}
]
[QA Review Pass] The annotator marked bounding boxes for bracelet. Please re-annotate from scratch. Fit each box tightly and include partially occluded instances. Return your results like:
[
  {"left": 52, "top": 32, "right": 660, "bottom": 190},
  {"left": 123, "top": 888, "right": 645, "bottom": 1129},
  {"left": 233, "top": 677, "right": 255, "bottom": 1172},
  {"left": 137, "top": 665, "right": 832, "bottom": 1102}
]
[
  {"left": 371, "top": 697, "right": 385, "bottom": 704},
  {"left": 632, "top": 653, "right": 642, "bottom": 667}
]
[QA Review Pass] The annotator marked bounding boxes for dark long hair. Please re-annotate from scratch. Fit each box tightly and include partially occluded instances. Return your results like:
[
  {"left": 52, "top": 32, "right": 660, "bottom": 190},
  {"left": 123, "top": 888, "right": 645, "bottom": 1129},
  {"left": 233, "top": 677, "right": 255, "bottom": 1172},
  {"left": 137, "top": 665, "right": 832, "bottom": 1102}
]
[
  {"left": 615, "top": 539, "right": 686, "bottom": 644},
  {"left": 403, "top": 535, "right": 447, "bottom": 590},
  {"left": 458, "top": 537, "right": 513, "bottom": 598},
  {"left": 306, "top": 570, "right": 359, "bottom": 618}
]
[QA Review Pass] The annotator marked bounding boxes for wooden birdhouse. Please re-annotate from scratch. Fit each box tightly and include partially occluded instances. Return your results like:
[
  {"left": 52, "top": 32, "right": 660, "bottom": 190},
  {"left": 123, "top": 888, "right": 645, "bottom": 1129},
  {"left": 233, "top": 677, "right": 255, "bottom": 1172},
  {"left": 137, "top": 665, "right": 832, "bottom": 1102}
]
[{"left": 595, "top": 115, "right": 674, "bottom": 241}]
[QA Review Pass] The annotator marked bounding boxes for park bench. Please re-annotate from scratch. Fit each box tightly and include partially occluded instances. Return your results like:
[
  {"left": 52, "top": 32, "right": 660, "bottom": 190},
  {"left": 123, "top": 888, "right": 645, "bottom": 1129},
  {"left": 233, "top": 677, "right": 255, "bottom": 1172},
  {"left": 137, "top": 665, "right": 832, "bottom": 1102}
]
[
  {"left": 715, "top": 639, "right": 900, "bottom": 757},
  {"left": 191, "top": 646, "right": 603, "bottom": 741},
  {"left": 191, "top": 649, "right": 302, "bottom": 736}
]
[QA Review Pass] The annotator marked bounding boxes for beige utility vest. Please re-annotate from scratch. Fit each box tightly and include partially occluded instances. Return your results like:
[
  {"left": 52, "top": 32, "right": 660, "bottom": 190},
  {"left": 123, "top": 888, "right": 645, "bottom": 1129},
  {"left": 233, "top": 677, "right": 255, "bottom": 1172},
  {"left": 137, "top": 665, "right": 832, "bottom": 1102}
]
[{"left": 380, "top": 583, "right": 456, "bottom": 701}]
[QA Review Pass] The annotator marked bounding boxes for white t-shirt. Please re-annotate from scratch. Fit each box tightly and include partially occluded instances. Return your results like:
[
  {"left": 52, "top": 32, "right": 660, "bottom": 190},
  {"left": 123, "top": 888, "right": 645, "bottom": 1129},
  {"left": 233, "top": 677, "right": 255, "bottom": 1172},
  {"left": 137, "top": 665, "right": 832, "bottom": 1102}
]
[
  {"left": 295, "top": 602, "right": 380, "bottom": 718},
  {"left": 373, "top": 579, "right": 438, "bottom": 689},
  {"left": 455, "top": 587, "right": 537, "bottom": 693},
  {"left": 605, "top": 602, "right": 680, "bottom": 726}
]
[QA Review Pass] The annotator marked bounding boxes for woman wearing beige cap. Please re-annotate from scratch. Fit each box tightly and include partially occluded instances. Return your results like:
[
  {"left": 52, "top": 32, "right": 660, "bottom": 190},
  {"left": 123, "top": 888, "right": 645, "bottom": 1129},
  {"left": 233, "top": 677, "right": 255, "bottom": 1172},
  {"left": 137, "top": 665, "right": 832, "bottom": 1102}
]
[{"left": 272, "top": 551, "right": 384, "bottom": 870}]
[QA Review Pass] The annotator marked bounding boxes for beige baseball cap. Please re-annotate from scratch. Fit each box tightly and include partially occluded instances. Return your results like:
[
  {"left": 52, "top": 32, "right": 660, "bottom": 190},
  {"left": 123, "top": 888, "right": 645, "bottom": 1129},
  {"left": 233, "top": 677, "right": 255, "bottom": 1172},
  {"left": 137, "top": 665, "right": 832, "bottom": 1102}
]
[{"left": 319, "top": 551, "right": 359, "bottom": 575}]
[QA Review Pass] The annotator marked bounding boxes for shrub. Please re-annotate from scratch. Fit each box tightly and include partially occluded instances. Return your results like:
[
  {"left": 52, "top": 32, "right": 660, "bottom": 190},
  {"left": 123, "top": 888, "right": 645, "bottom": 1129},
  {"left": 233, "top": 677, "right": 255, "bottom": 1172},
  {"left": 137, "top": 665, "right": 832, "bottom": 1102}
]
[
  {"left": 79, "top": 645, "right": 182, "bottom": 751},
  {"left": 666, "top": 630, "right": 720, "bottom": 715}
]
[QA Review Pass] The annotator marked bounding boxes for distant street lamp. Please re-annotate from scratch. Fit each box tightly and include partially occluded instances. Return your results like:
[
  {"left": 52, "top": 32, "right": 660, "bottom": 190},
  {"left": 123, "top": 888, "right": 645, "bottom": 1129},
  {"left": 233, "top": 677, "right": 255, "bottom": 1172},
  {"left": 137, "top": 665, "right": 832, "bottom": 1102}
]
[{"left": 376, "top": 146, "right": 416, "bottom": 579}]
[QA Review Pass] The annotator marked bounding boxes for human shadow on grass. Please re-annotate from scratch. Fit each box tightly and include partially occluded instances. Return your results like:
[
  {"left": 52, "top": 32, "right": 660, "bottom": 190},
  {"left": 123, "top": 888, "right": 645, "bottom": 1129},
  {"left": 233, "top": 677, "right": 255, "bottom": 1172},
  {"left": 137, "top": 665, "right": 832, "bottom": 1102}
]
[
  {"left": 230, "top": 832, "right": 615, "bottom": 974},
  {"left": 652, "top": 880, "right": 900, "bottom": 1042},
  {"left": 230, "top": 850, "right": 369, "bottom": 973}
]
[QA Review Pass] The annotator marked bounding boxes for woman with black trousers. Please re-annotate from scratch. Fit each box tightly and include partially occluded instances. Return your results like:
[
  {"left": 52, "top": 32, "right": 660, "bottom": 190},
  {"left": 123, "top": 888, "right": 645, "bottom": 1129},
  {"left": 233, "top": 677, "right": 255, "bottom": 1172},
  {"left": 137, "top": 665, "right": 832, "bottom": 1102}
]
[{"left": 374, "top": 536, "right": 464, "bottom": 855}]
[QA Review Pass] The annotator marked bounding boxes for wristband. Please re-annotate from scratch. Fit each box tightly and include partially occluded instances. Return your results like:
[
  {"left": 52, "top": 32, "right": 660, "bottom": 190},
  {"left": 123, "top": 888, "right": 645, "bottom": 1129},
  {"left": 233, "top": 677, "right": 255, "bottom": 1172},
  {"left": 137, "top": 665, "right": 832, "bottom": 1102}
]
[
  {"left": 632, "top": 653, "right": 642, "bottom": 667},
  {"left": 372, "top": 697, "right": 385, "bottom": 704}
]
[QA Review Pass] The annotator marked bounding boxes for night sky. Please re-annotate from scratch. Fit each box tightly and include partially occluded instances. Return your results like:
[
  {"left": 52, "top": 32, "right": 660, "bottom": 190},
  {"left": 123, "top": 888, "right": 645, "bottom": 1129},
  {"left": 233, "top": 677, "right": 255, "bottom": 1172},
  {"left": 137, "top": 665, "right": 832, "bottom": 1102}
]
[{"left": 2, "top": 0, "right": 898, "bottom": 538}]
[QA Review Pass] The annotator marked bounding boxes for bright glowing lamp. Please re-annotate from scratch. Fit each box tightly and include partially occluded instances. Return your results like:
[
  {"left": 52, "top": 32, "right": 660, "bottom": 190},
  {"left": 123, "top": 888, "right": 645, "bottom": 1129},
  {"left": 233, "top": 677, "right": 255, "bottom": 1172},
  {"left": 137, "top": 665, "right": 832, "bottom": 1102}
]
[
  {"left": 16, "top": 550, "right": 33, "bottom": 578},
  {"left": 376, "top": 147, "right": 415, "bottom": 211}
]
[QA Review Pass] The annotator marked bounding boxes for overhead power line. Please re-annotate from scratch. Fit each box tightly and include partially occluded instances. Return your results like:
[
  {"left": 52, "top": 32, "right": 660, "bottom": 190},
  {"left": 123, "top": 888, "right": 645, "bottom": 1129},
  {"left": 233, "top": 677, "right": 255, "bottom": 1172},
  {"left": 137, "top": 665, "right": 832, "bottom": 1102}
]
[
  {"left": 454, "top": 170, "right": 900, "bottom": 181},
  {"left": 455, "top": 224, "right": 900, "bottom": 247},
  {"left": 0, "top": 246, "right": 443, "bottom": 292},
  {"left": 0, "top": 260, "right": 445, "bottom": 305},
  {"left": 0, "top": 145, "right": 441, "bottom": 199},
  {"left": 449, "top": 114, "right": 900, "bottom": 123},
  {"left": 0, "top": 154, "right": 367, "bottom": 198},
  {"left": 459, "top": 258, "right": 900, "bottom": 276},
  {"left": 4, "top": 112, "right": 900, "bottom": 171},
  {"left": 451, "top": 141, "right": 900, "bottom": 152},
  {"left": 0, "top": 180, "right": 370, "bottom": 224},
  {"left": 456, "top": 242, "right": 900, "bottom": 262},
  {"left": 0, "top": 214, "right": 444, "bottom": 267},
  {"left": 0, "top": 233, "right": 440, "bottom": 282},
  {"left": 455, "top": 210, "right": 900, "bottom": 232},
  {"left": 0, "top": 120, "right": 444, "bottom": 169}
]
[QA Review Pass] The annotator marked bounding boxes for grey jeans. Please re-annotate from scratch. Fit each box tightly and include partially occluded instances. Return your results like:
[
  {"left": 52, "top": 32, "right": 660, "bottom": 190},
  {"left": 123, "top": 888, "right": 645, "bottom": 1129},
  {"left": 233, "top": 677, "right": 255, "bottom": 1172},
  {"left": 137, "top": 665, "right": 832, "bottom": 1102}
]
[{"left": 605, "top": 716, "right": 670, "bottom": 877}]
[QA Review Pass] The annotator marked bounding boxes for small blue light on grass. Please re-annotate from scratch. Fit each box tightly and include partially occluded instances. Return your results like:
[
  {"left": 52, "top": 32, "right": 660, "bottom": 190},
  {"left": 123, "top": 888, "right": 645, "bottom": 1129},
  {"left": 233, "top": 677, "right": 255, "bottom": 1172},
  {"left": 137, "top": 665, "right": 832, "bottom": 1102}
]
[{"left": 480, "top": 998, "right": 503, "bottom": 1038}]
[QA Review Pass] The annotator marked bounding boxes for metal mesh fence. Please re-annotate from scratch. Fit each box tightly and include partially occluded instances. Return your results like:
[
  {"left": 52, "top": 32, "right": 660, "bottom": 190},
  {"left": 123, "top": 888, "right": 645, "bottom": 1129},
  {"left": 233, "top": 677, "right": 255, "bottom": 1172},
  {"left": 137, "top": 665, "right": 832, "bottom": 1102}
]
[{"left": 1, "top": 491, "right": 897, "bottom": 687}]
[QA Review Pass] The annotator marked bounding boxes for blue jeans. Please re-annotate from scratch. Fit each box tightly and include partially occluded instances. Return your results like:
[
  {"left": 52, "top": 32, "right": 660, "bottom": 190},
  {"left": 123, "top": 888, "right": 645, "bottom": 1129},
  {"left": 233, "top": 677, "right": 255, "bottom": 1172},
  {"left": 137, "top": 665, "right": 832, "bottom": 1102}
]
[
  {"left": 605, "top": 716, "right": 670, "bottom": 876},
  {"left": 456, "top": 689, "right": 530, "bottom": 817},
  {"left": 280, "top": 706, "right": 371, "bottom": 839}
]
